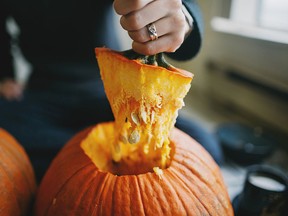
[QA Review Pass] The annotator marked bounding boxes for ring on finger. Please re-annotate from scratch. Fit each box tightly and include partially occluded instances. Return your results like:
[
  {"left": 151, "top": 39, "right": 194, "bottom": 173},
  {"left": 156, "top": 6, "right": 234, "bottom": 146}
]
[{"left": 147, "top": 23, "right": 158, "bottom": 41}]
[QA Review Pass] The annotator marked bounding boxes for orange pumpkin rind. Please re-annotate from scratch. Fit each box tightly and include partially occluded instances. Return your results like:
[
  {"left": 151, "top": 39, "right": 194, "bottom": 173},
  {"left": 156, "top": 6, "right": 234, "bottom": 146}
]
[{"left": 0, "top": 128, "right": 37, "bottom": 216}]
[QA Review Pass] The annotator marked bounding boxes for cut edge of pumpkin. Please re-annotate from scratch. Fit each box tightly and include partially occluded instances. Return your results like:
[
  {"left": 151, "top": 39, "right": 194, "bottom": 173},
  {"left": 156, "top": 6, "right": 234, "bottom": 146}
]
[
  {"left": 81, "top": 122, "right": 177, "bottom": 176},
  {"left": 96, "top": 47, "right": 194, "bottom": 79}
]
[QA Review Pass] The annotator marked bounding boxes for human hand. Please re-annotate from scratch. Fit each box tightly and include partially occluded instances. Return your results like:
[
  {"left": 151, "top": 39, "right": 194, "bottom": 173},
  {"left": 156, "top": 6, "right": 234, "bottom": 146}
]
[
  {"left": 0, "top": 79, "right": 24, "bottom": 101},
  {"left": 114, "top": 0, "right": 192, "bottom": 55}
]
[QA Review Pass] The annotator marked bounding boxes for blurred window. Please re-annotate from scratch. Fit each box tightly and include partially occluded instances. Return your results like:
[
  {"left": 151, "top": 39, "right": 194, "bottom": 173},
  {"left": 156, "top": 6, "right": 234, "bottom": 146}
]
[
  {"left": 211, "top": 0, "right": 288, "bottom": 44},
  {"left": 230, "top": 0, "right": 288, "bottom": 32}
]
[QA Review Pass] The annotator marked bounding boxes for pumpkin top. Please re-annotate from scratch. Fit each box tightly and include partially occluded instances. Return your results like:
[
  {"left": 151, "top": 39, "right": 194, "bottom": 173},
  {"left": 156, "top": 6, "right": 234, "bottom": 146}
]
[{"left": 93, "top": 48, "right": 193, "bottom": 174}]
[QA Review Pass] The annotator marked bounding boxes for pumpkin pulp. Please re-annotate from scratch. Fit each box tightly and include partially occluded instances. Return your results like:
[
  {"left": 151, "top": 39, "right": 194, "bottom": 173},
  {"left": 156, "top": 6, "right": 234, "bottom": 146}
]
[{"left": 81, "top": 48, "right": 193, "bottom": 176}]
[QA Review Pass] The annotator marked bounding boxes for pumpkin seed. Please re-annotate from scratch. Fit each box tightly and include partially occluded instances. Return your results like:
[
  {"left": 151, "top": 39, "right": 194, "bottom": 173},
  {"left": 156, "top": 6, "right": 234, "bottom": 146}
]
[
  {"left": 128, "top": 129, "right": 140, "bottom": 144},
  {"left": 131, "top": 112, "right": 140, "bottom": 125},
  {"left": 140, "top": 109, "right": 147, "bottom": 124}
]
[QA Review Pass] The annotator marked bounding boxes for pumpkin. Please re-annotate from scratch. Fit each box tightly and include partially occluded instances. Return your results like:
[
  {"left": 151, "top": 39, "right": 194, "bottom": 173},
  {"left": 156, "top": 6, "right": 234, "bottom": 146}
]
[
  {"left": 0, "top": 128, "right": 37, "bottom": 216},
  {"left": 34, "top": 48, "right": 233, "bottom": 216}
]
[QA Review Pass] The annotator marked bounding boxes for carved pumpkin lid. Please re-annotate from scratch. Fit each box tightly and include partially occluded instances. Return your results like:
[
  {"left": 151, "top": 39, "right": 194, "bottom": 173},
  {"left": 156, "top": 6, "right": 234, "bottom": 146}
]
[{"left": 94, "top": 48, "right": 193, "bottom": 174}]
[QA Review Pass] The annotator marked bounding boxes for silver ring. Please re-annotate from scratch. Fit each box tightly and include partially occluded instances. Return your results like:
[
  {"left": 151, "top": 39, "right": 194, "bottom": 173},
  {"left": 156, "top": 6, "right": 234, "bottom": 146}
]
[{"left": 147, "top": 23, "right": 158, "bottom": 41}]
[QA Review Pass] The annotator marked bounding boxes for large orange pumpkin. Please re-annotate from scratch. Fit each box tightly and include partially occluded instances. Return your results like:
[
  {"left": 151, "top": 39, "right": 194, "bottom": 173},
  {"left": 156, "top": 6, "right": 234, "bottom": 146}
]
[
  {"left": 34, "top": 48, "right": 233, "bottom": 216},
  {"left": 0, "top": 128, "right": 37, "bottom": 216}
]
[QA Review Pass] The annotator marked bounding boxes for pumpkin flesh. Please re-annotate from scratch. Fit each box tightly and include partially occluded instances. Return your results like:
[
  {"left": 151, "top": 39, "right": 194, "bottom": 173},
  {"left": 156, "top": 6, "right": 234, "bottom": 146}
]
[{"left": 95, "top": 48, "right": 192, "bottom": 174}]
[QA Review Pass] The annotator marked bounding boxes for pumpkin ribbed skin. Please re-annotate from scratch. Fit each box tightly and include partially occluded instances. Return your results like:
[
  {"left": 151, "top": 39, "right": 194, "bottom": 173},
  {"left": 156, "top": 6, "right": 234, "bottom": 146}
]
[
  {"left": 34, "top": 122, "right": 233, "bottom": 216},
  {"left": 0, "top": 128, "right": 37, "bottom": 216}
]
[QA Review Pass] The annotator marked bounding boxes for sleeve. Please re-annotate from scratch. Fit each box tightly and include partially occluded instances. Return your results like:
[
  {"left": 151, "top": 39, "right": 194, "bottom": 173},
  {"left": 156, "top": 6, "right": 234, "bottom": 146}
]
[
  {"left": 167, "top": 0, "right": 204, "bottom": 61},
  {"left": 0, "top": 3, "right": 14, "bottom": 81}
]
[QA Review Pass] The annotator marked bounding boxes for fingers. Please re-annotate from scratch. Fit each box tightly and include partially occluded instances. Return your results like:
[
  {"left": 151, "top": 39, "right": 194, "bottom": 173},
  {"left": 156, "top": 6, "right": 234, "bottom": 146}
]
[
  {"left": 128, "top": 15, "right": 185, "bottom": 43},
  {"left": 118, "top": 0, "right": 171, "bottom": 31},
  {"left": 114, "top": 0, "right": 188, "bottom": 55},
  {"left": 114, "top": 0, "right": 153, "bottom": 16}
]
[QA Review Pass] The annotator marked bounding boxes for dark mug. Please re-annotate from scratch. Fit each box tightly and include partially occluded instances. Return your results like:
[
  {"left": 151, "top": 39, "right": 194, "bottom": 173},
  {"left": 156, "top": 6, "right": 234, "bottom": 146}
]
[{"left": 233, "top": 165, "right": 288, "bottom": 216}]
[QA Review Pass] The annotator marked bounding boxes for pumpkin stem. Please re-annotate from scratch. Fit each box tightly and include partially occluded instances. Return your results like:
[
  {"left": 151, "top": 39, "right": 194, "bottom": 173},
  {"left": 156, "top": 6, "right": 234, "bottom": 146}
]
[{"left": 122, "top": 49, "right": 174, "bottom": 69}]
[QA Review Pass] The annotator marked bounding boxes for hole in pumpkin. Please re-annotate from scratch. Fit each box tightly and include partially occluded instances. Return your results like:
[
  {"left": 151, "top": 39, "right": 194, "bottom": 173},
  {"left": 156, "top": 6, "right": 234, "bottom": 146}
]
[{"left": 81, "top": 122, "right": 175, "bottom": 176}]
